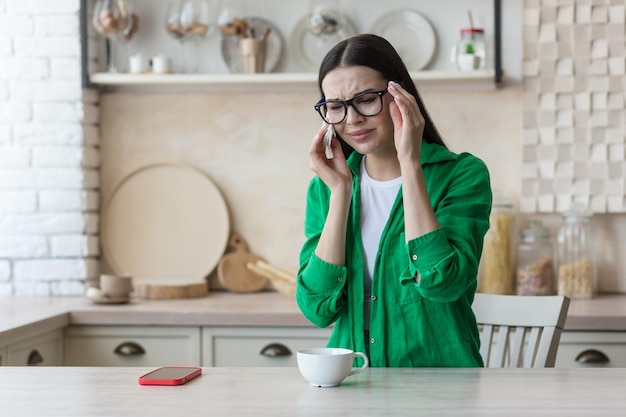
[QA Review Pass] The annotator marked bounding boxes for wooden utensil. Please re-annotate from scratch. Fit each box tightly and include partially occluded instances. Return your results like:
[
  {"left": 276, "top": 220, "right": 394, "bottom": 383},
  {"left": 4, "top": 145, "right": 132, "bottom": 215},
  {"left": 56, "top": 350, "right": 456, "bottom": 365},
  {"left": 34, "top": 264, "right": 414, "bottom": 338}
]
[
  {"left": 251, "top": 261, "right": 296, "bottom": 283},
  {"left": 217, "top": 233, "right": 268, "bottom": 293},
  {"left": 246, "top": 261, "right": 297, "bottom": 298}
]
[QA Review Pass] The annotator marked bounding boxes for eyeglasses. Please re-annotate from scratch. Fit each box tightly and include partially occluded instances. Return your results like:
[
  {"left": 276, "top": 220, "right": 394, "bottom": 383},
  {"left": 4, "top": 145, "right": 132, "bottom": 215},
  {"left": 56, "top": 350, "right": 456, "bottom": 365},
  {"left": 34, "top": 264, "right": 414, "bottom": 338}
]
[{"left": 314, "top": 88, "right": 389, "bottom": 125}]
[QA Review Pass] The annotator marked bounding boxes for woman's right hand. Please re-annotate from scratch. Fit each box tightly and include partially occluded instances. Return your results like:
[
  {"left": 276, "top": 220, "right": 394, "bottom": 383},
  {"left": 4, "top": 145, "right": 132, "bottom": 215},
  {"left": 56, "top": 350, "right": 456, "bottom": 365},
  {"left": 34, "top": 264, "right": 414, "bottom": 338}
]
[{"left": 309, "top": 123, "right": 352, "bottom": 194}]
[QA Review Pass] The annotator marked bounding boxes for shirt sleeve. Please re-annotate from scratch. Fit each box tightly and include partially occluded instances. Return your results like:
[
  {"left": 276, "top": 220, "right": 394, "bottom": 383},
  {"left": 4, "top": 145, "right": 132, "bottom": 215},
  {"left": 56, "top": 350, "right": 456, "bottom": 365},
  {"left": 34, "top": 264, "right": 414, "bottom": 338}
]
[
  {"left": 399, "top": 154, "right": 492, "bottom": 303},
  {"left": 296, "top": 178, "right": 348, "bottom": 328}
]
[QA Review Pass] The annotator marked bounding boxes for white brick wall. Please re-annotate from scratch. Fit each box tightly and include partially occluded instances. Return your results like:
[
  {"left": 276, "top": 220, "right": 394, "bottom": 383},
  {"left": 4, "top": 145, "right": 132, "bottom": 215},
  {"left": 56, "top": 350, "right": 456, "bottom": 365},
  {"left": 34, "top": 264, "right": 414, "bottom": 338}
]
[{"left": 0, "top": 0, "right": 100, "bottom": 297}]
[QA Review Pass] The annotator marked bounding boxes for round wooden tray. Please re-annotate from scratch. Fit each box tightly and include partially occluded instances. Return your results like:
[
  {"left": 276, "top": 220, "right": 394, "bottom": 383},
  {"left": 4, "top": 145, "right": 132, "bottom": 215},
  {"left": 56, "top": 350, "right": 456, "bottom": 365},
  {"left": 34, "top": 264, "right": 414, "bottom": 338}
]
[{"left": 101, "top": 163, "right": 230, "bottom": 285}]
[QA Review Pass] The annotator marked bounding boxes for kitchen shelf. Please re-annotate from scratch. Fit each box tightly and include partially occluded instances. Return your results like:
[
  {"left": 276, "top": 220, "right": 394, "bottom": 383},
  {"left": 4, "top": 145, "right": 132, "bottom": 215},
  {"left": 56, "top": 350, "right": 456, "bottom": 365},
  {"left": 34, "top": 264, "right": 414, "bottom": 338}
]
[
  {"left": 89, "top": 69, "right": 498, "bottom": 93},
  {"left": 80, "top": 0, "right": 503, "bottom": 92}
]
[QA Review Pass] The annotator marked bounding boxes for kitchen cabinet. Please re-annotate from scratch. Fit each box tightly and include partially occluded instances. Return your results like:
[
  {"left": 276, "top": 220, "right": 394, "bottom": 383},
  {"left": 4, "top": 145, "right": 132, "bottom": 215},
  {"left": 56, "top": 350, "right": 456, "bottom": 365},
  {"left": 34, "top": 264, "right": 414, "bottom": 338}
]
[
  {"left": 555, "top": 332, "right": 626, "bottom": 368},
  {"left": 64, "top": 326, "right": 201, "bottom": 366},
  {"left": 6, "top": 294, "right": 626, "bottom": 368},
  {"left": 3, "top": 329, "right": 63, "bottom": 366},
  {"left": 63, "top": 325, "right": 331, "bottom": 367},
  {"left": 202, "top": 327, "right": 332, "bottom": 367}
]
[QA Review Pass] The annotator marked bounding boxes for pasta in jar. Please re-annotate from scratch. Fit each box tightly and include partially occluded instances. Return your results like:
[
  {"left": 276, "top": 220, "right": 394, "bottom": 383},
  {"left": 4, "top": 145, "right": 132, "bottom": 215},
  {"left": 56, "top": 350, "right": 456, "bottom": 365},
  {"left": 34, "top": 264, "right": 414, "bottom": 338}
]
[
  {"left": 479, "top": 193, "right": 514, "bottom": 295},
  {"left": 556, "top": 205, "right": 596, "bottom": 299}
]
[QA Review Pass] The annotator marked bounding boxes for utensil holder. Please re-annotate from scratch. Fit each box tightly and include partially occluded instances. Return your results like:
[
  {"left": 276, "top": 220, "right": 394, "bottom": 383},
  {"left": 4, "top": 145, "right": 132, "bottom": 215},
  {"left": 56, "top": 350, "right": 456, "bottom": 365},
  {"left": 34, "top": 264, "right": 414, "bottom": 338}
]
[{"left": 239, "top": 38, "right": 267, "bottom": 73}]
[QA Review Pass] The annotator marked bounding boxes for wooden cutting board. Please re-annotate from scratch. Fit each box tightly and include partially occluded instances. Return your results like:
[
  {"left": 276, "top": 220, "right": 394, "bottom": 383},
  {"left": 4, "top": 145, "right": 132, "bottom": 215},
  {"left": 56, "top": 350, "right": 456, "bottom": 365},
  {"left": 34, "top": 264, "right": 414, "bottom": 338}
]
[
  {"left": 217, "top": 233, "right": 268, "bottom": 293},
  {"left": 101, "top": 163, "right": 230, "bottom": 286},
  {"left": 135, "top": 280, "right": 208, "bottom": 299}
]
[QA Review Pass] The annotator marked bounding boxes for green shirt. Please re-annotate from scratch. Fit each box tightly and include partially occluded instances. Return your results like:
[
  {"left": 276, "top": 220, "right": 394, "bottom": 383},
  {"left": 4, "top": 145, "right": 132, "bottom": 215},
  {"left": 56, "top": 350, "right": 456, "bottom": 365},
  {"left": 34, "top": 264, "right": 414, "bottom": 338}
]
[{"left": 296, "top": 141, "right": 492, "bottom": 367}]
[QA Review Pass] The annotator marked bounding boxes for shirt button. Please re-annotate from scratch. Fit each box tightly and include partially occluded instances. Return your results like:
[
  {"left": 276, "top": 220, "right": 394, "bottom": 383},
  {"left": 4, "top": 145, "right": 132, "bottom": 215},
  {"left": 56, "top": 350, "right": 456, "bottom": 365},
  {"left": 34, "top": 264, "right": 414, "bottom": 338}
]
[
  {"left": 370, "top": 338, "right": 376, "bottom": 344},
  {"left": 370, "top": 295, "right": 377, "bottom": 301},
  {"left": 337, "top": 277, "right": 343, "bottom": 282},
  {"left": 412, "top": 254, "right": 418, "bottom": 260}
]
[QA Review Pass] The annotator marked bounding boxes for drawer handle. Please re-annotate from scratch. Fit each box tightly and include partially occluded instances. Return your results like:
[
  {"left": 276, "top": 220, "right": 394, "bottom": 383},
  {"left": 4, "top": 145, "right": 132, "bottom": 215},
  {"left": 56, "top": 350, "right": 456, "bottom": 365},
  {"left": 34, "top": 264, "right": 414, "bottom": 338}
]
[
  {"left": 114, "top": 342, "right": 146, "bottom": 356},
  {"left": 27, "top": 350, "right": 44, "bottom": 366},
  {"left": 575, "top": 349, "right": 610, "bottom": 364},
  {"left": 260, "top": 343, "right": 291, "bottom": 358}
]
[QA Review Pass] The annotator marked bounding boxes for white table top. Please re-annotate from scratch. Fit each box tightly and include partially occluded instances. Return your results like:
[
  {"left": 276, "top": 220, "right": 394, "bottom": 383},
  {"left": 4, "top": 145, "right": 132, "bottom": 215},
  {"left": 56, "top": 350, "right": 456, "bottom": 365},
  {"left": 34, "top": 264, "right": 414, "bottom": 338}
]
[{"left": 0, "top": 366, "right": 624, "bottom": 417}]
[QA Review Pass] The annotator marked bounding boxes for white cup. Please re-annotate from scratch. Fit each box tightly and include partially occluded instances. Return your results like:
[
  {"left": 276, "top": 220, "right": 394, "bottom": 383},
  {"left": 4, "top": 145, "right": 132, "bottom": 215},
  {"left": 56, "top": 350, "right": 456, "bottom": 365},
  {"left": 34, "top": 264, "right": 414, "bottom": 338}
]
[
  {"left": 297, "top": 347, "right": 369, "bottom": 387},
  {"left": 129, "top": 53, "right": 148, "bottom": 73},
  {"left": 99, "top": 274, "right": 133, "bottom": 298},
  {"left": 151, "top": 54, "right": 171, "bottom": 74}
]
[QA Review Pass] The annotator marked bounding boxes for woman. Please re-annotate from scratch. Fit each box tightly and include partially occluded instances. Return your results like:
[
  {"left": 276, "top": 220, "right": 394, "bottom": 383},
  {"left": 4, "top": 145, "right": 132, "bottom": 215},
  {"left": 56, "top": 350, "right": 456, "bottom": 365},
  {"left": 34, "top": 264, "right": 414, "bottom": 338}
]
[{"left": 296, "top": 34, "right": 492, "bottom": 367}]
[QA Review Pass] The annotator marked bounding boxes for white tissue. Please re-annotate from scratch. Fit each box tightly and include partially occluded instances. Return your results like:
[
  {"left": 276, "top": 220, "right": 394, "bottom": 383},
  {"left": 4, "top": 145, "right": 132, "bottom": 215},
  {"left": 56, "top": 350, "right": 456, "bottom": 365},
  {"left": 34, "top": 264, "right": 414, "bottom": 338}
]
[{"left": 324, "top": 112, "right": 334, "bottom": 159}]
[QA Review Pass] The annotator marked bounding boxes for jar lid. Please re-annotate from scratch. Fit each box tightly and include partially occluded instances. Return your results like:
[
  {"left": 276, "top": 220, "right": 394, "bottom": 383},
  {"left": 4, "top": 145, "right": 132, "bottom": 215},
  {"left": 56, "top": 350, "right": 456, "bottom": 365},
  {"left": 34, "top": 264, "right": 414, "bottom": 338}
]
[
  {"left": 460, "top": 28, "right": 485, "bottom": 35},
  {"left": 521, "top": 220, "right": 549, "bottom": 240},
  {"left": 562, "top": 203, "right": 592, "bottom": 221}
]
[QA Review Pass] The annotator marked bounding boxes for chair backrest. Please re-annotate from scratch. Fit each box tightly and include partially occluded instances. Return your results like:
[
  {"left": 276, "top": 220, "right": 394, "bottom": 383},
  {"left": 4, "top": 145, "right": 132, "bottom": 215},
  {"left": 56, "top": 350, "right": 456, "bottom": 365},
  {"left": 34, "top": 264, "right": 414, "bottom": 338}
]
[{"left": 472, "top": 293, "right": 570, "bottom": 368}]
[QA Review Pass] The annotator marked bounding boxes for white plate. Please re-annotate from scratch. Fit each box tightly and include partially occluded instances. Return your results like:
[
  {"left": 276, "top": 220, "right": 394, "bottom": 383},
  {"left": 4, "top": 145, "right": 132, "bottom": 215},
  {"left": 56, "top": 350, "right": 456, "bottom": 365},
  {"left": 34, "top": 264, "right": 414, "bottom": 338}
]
[
  {"left": 221, "top": 17, "right": 283, "bottom": 73},
  {"left": 370, "top": 9, "right": 437, "bottom": 71},
  {"left": 290, "top": 15, "right": 358, "bottom": 72},
  {"left": 101, "top": 163, "right": 230, "bottom": 283}
]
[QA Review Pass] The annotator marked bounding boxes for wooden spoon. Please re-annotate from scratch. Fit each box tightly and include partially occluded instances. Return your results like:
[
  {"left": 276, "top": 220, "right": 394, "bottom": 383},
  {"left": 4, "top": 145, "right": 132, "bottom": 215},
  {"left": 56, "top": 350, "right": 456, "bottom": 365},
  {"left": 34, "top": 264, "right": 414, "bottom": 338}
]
[{"left": 217, "top": 233, "right": 268, "bottom": 293}]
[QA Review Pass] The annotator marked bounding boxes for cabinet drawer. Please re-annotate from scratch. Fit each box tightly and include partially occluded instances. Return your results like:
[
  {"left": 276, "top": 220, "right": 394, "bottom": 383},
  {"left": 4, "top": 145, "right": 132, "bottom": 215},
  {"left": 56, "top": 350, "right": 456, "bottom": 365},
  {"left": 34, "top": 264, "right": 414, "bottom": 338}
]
[
  {"left": 556, "top": 332, "right": 626, "bottom": 368},
  {"left": 64, "top": 326, "right": 201, "bottom": 366},
  {"left": 5, "top": 330, "right": 63, "bottom": 366},
  {"left": 202, "top": 327, "right": 332, "bottom": 367}
]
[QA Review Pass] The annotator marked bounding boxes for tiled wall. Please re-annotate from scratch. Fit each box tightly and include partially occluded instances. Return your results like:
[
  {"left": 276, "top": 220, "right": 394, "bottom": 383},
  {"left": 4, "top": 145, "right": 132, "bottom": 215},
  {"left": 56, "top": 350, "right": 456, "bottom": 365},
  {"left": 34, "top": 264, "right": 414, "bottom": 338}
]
[
  {"left": 0, "top": 0, "right": 100, "bottom": 296},
  {"left": 520, "top": 1, "right": 626, "bottom": 213}
]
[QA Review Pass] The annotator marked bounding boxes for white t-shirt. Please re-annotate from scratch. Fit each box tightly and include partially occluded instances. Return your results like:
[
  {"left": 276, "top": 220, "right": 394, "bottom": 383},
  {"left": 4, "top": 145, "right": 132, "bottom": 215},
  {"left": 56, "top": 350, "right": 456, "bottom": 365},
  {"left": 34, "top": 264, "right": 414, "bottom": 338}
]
[{"left": 360, "top": 157, "right": 402, "bottom": 330}]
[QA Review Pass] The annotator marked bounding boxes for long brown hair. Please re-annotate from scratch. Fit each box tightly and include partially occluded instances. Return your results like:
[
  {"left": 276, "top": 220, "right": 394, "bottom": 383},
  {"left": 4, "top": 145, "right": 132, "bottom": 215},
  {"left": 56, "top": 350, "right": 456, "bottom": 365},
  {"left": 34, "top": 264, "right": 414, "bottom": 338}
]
[{"left": 318, "top": 34, "right": 447, "bottom": 156}]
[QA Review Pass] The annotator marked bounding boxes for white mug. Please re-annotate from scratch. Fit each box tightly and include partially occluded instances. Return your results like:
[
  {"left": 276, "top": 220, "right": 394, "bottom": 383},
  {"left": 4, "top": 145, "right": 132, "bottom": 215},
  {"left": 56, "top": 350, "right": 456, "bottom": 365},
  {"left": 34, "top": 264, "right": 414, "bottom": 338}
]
[
  {"left": 99, "top": 274, "right": 133, "bottom": 298},
  {"left": 129, "top": 53, "right": 148, "bottom": 73},
  {"left": 297, "top": 347, "right": 369, "bottom": 387},
  {"left": 151, "top": 54, "right": 171, "bottom": 74}
]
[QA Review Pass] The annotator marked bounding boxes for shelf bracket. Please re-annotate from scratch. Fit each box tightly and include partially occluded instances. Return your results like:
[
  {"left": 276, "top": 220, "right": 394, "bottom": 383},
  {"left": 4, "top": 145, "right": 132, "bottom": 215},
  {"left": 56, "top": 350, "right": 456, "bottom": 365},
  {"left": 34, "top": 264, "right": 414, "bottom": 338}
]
[
  {"left": 80, "top": 0, "right": 91, "bottom": 89},
  {"left": 494, "top": 0, "right": 503, "bottom": 85}
]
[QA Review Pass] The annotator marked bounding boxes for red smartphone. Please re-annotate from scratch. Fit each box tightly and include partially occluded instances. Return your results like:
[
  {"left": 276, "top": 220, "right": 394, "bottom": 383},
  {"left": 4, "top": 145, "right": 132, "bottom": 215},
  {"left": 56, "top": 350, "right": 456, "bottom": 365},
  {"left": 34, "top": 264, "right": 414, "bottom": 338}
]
[{"left": 138, "top": 366, "right": 202, "bottom": 386}]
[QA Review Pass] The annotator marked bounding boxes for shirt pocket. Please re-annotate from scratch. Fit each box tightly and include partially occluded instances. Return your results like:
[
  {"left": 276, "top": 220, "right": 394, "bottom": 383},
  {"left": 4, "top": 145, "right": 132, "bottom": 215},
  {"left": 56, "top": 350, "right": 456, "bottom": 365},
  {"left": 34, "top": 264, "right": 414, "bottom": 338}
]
[
  {"left": 393, "top": 281, "right": 424, "bottom": 305},
  {"left": 382, "top": 233, "right": 423, "bottom": 306}
]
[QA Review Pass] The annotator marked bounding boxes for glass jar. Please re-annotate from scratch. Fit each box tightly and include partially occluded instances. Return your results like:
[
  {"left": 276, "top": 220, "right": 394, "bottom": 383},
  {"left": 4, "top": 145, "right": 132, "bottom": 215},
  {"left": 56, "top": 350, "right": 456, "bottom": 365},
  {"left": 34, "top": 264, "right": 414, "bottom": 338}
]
[
  {"left": 556, "top": 206, "right": 596, "bottom": 299},
  {"left": 516, "top": 220, "right": 555, "bottom": 296},
  {"left": 453, "top": 28, "right": 486, "bottom": 71},
  {"left": 479, "top": 192, "right": 515, "bottom": 295}
]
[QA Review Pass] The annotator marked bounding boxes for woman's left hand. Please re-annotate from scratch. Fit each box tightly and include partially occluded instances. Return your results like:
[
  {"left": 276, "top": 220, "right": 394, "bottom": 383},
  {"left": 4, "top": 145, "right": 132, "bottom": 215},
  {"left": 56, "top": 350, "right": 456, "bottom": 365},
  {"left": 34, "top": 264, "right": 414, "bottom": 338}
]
[{"left": 387, "top": 81, "right": 425, "bottom": 165}]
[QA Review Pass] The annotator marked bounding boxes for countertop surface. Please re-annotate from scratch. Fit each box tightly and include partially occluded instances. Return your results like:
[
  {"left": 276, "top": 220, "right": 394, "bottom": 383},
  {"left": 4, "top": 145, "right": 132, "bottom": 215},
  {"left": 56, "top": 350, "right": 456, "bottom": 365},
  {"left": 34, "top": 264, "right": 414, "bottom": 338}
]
[
  {"left": 2, "top": 292, "right": 626, "bottom": 346},
  {"left": 0, "top": 292, "right": 310, "bottom": 345},
  {"left": 1, "top": 366, "right": 625, "bottom": 417}
]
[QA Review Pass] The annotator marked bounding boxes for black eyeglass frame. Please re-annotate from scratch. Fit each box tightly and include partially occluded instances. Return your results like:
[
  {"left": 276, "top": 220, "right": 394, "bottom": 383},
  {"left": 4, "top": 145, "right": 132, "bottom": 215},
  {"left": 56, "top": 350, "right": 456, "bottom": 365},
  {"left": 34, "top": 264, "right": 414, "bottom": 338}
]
[{"left": 314, "top": 87, "right": 389, "bottom": 125}]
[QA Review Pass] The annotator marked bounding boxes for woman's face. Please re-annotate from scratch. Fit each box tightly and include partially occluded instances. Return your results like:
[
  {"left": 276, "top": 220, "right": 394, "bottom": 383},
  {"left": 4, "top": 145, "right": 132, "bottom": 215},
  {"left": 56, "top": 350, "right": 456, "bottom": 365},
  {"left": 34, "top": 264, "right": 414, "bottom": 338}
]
[{"left": 320, "top": 66, "right": 395, "bottom": 157}]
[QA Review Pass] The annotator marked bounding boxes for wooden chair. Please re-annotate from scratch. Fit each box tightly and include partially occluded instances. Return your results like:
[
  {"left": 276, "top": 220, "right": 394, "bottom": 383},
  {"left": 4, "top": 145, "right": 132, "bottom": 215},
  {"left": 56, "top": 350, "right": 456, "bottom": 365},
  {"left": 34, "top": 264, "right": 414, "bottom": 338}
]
[{"left": 472, "top": 293, "right": 570, "bottom": 368}]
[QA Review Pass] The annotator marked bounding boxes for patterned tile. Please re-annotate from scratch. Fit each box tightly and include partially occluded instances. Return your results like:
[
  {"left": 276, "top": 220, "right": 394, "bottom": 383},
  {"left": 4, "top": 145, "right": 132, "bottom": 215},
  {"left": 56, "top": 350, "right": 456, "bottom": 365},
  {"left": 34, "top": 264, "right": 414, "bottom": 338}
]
[{"left": 522, "top": 1, "right": 626, "bottom": 213}]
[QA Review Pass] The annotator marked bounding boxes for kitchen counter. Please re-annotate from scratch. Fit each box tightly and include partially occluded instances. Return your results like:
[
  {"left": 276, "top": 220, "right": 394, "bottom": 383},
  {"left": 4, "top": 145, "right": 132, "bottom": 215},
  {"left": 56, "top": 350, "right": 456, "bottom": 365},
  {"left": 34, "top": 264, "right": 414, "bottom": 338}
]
[
  {"left": 1, "top": 366, "right": 625, "bottom": 416},
  {"left": 2, "top": 292, "right": 626, "bottom": 346},
  {"left": 0, "top": 292, "right": 310, "bottom": 346},
  {"left": 563, "top": 294, "right": 626, "bottom": 330}
]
